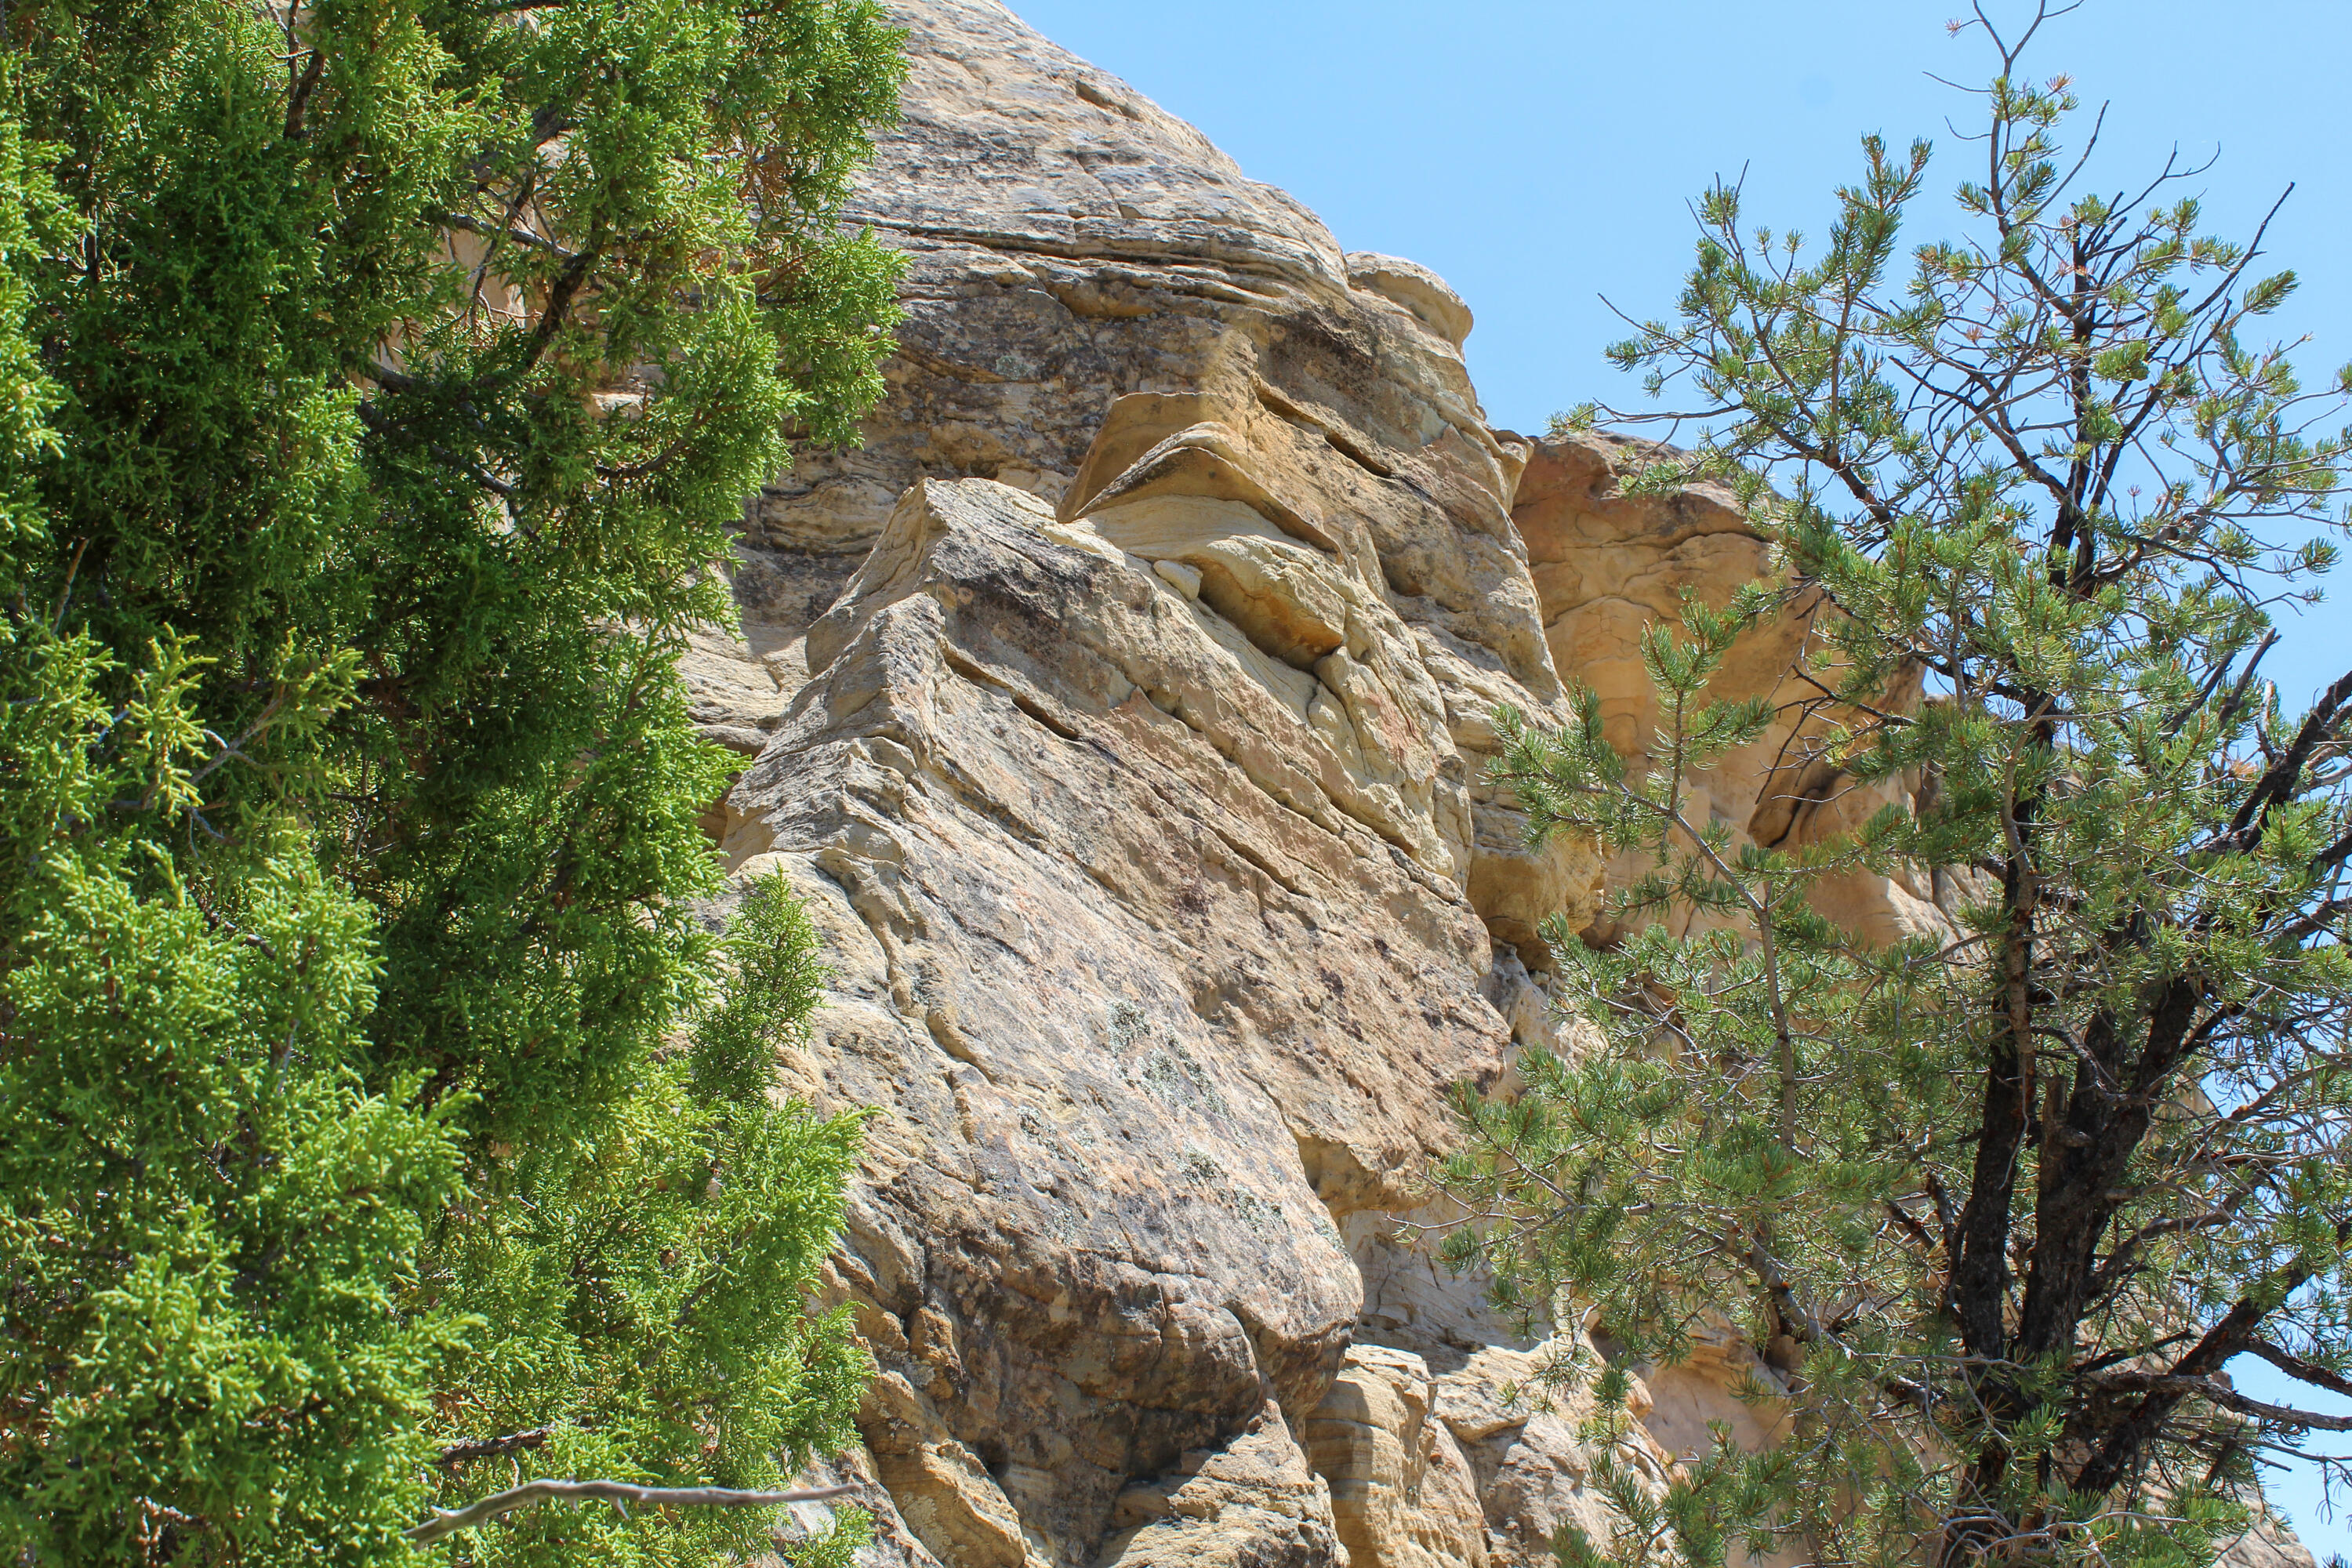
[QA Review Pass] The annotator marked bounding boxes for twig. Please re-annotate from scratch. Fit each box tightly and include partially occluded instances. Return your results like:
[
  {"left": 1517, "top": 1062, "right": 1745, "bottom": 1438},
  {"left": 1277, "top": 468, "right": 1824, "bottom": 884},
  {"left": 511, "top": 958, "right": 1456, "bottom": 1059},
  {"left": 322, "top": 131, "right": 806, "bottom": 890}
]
[
  {"left": 50, "top": 535, "right": 89, "bottom": 630},
  {"left": 434, "top": 1428, "right": 555, "bottom": 1468},
  {"left": 407, "top": 1479, "right": 859, "bottom": 1544},
  {"left": 430, "top": 209, "right": 578, "bottom": 263}
]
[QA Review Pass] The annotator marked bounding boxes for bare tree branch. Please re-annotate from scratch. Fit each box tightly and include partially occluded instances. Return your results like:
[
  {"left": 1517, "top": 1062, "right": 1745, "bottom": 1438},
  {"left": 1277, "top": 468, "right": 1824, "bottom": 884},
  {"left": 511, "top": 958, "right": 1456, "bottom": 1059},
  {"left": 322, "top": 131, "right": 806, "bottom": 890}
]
[
  {"left": 408, "top": 1479, "right": 860, "bottom": 1544},
  {"left": 2245, "top": 1341, "right": 2352, "bottom": 1404},
  {"left": 2089, "top": 1373, "right": 2352, "bottom": 1433}
]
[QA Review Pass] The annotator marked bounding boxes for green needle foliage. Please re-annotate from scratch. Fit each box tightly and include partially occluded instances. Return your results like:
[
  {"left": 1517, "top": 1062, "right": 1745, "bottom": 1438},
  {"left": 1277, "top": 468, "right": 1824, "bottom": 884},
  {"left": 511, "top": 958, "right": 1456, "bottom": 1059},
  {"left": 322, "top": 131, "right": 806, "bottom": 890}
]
[
  {"left": 1446, "top": 9, "right": 2352, "bottom": 1568},
  {"left": 0, "top": 0, "right": 904, "bottom": 1561}
]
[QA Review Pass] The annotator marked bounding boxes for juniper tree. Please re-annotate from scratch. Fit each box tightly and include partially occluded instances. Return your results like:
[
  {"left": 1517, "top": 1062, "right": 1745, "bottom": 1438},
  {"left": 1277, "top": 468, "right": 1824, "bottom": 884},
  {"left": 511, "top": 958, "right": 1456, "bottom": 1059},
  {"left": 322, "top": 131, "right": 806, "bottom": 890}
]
[
  {"left": 1444, "top": 8, "right": 2352, "bottom": 1568},
  {"left": 0, "top": 1, "right": 903, "bottom": 1561}
]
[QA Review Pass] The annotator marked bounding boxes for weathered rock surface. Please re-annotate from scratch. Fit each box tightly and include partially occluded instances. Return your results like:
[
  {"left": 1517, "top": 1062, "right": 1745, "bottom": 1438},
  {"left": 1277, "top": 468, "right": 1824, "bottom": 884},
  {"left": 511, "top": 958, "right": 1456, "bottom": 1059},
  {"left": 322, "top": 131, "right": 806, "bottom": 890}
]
[
  {"left": 1306, "top": 1345, "right": 1486, "bottom": 1568},
  {"left": 691, "top": 5, "right": 2306, "bottom": 1566},
  {"left": 1512, "top": 432, "right": 1984, "bottom": 951},
  {"left": 704, "top": 7, "right": 1624, "bottom": 1556}
]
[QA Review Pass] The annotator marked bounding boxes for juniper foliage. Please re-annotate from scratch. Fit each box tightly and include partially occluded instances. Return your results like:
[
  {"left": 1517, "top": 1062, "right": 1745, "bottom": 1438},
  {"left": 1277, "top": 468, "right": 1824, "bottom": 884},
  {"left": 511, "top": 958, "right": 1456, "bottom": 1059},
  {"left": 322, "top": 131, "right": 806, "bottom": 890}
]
[
  {"left": 0, "top": 1, "right": 903, "bottom": 1561},
  {"left": 1446, "top": 9, "right": 2352, "bottom": 1568}
]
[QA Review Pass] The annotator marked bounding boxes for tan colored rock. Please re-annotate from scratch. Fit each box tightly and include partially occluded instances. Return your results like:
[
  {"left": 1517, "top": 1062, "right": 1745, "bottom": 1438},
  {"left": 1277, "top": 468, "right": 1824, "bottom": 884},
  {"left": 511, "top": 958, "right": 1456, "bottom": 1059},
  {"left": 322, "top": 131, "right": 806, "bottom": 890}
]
[
  {"left": 1512, "top": 430, "right": 1977, "bottom": 950},
  {"left": 700, "top": 6, "right": 1795, "bottom": 1562},
  {"left": 1421, "top": 1341, "right": 1680, "bottom": 1568},
  {"left": 1305, "top": 1345, "right": 1489, "bottom": 1568},
  {"left": 2217, "top": 1516, "right": 2321, "bottom": 1568},
  {"left": 1628, "top": 1319, "right": 1791, "bottom": 1467},
  {"left": 1347, "top": 254, "right": 1475, "bottom": 351},
  {"left": 1099, "top": 1403, "right": 1345, "bottom": 1568},
  {"left": 722, "top": 469, "right": 1523, "bottom": 1563},
  {"left": 869, "top": 1406, "right": 1036, "bottom": 1566}
]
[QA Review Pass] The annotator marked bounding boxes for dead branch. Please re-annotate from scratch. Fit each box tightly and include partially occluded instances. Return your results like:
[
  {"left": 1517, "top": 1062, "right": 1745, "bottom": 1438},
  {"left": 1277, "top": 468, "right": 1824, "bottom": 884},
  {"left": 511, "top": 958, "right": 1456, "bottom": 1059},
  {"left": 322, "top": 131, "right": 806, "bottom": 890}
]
[{"left": 408, "top": 1479, "right": 860, "bottom": 1544}]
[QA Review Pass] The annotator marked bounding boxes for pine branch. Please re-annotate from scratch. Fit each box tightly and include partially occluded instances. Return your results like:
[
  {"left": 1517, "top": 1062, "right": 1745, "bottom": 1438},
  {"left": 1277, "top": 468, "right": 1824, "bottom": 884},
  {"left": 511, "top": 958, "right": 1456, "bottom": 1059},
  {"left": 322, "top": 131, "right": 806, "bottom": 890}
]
[
  {"left": 2225, "top": 667, "right": 2352, "bottom": 848},
  {"left": 2245, "top": 1341, "right": 2352, "bottom": 1404},
  {"left": 2087, "top": 1373, "right": 2352, "bottom": 1433}
]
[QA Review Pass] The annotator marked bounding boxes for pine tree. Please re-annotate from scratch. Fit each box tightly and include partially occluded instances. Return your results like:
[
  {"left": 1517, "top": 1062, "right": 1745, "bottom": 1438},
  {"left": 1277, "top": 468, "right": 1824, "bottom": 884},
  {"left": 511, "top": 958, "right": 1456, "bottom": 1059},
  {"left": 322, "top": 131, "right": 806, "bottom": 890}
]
[
  {"left": 1444, "top": 8, "right": 2352, "bottom": 1567},
  {"left": 0, "top": 2, "right": 904, "bottom": 1561}
]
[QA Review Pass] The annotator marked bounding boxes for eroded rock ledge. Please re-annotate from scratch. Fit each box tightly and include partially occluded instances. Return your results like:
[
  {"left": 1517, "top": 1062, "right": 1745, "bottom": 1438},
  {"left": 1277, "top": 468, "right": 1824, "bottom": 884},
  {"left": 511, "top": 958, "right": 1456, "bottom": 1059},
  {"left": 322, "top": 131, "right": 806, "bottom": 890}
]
[{"left": 685, "top": 7, "right": 2315, "bottom": 1568}]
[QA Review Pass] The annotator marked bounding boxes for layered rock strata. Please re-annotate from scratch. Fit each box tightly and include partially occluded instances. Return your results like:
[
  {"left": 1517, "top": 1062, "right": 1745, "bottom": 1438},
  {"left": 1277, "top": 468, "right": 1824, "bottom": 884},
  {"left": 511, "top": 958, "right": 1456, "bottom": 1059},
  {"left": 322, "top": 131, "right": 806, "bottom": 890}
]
[{"left": 689, "top": 6, "right": 2313, "bottom": 1568}]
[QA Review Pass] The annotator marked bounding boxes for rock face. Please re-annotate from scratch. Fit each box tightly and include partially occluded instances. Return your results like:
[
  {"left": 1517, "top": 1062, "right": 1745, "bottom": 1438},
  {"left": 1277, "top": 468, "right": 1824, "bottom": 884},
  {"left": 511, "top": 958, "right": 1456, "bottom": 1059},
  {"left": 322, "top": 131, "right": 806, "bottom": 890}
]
[
  {"left": 689, "top": 6, "right": 2304, "bottom": 1567},
  {"left": 1508, "top": 434, "right": 1971, "bottom": 952},
  {"left": 704, "top": 8, "right": 1636, "bottom": 1557},
  {"left": 700, "top": 5, "right": 1800, "bottom": 1565}
]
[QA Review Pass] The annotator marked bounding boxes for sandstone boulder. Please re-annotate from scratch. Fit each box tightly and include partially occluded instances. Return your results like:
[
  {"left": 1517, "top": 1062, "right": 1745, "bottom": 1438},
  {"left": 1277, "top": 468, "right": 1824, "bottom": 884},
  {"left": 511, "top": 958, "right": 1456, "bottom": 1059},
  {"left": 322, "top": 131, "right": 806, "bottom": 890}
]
[{"left": 1306, "top": 1345, "right": 1488, "bottom": 1568}]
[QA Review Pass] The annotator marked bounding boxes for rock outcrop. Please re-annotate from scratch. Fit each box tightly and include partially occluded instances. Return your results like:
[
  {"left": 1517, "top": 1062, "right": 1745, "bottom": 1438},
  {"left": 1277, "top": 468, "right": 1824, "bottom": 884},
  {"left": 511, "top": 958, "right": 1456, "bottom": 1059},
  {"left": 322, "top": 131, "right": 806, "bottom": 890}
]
[{"left": 688, "top": 7, "right": 2313, "bottom": 1568}]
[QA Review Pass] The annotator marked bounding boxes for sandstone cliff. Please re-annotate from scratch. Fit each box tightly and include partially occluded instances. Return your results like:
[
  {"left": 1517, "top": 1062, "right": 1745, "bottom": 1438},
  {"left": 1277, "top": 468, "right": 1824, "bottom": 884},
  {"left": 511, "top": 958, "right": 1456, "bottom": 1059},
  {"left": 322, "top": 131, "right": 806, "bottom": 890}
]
[{"left": 677, "top": 7, "right": 2318, "bottom": 1567}]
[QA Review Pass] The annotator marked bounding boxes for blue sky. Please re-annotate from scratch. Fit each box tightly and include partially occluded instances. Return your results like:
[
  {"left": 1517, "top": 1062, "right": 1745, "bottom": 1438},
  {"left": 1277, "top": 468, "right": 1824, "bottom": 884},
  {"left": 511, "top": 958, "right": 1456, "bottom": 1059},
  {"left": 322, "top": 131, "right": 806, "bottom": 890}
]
[{"left": 1004, "top": 0, "right": 2350, "bottom": 1554}]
